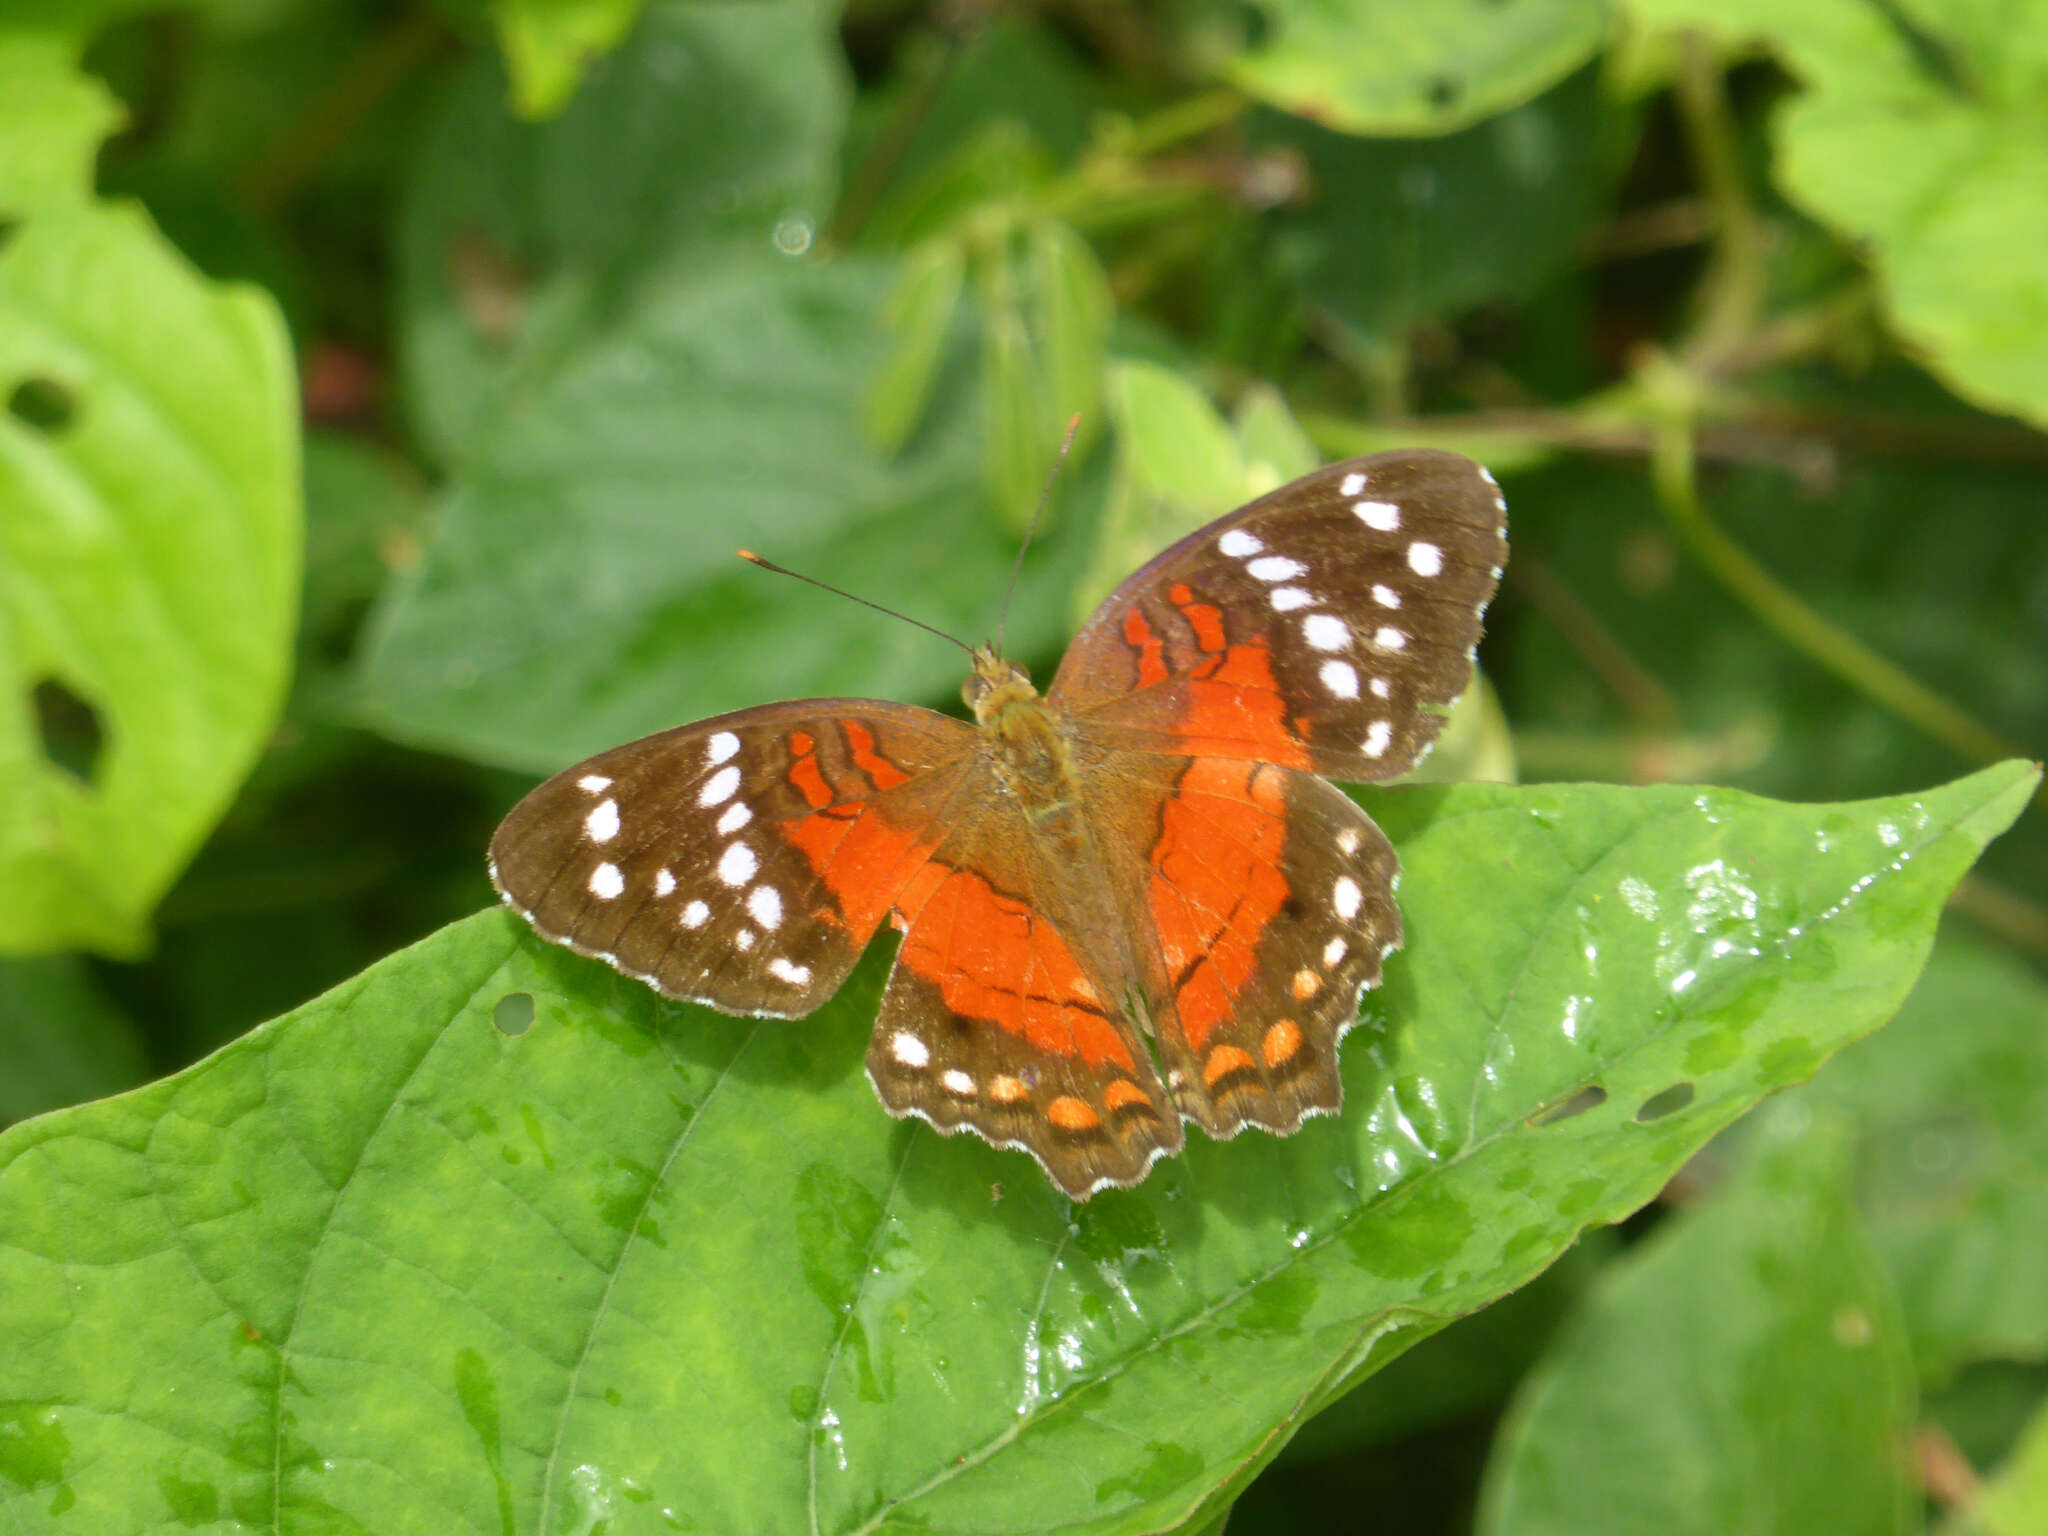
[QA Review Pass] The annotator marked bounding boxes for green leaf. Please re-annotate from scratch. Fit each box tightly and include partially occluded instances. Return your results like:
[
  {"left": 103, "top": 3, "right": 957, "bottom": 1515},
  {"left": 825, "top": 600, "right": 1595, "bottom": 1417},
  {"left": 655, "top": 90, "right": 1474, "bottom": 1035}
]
[
  {"left": 1478, "top": 1117, "right": 1919, "bottom": 1536},
  {"left": 0, "top": 766, "right": 2026, "bottom": 1528},
  {"left": 1255, "top": 62, "right": 1627, "bottom": 341},
  {"left": 489, "top": 0, "right": 650, "bottom": 117},
  {"left": 0, "top": 33, "right": 123, "bottom": 214},
  {"left": 1786, "top": 927, "right": 2048, "bottom": 1379},
  {"left": 1224, "top": 0, "right": 1610, "bottom": 135},
  {"left": 0, "top": 956, "right": 147, "bottom": 1130},
  {"left": 1946, "top": 1394, "right": 2048, "bottom": 1536},
  {"left": 864, "top": 238, "right": 967, "bottom": 454},
  {"left": 0, "top": 201, "right": 300, "bottom": 956},
  {"left": 1624, "top": 0, "right": 2048, "bottom": 427},
  {"left": 358, "top": 256, "right": 1093, "bottom": 773},
  {"left": 397, "top": 0, "right": 850, "bottom": 467}
]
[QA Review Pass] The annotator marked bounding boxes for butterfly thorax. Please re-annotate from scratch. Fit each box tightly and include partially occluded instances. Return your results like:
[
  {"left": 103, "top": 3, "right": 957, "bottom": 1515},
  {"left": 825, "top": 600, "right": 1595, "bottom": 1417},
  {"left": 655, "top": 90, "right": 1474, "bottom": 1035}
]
[{"left": 964, "top": 648, "right": 1080, "bottom": 821}]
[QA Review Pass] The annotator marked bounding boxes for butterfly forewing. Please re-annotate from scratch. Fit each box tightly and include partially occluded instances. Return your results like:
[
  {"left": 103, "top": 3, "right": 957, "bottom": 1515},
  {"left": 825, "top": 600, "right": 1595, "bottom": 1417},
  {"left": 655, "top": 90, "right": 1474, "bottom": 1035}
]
[
  {"left": 1050, "top": 449, "right": 1507, "bottom": 784},
  {"left": 490, "top": 701, "right": 976, "bottom": 1017}
]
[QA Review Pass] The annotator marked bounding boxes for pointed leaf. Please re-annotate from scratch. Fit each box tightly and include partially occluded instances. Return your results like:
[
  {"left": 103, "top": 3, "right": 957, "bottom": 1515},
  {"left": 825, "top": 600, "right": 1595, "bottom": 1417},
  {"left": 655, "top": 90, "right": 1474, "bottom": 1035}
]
[
  {"left": 864, "top": 238, "right": 966, "bottom": 454},
  {"left": 0, "top": 765, "right": 2028, "bottom": 1528},
  {"left": 490, "top": 0, "right": 650, "bottom": 118}
]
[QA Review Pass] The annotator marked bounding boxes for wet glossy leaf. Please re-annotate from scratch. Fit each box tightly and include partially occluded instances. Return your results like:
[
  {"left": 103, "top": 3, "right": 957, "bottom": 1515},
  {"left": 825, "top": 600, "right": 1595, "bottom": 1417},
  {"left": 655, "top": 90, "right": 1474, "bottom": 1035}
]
[
  {"left": 1, "top": 189, "right": 299, "bottom": 955},
  {"left": 490, "top": 0, "right": 648, "bottom": 117},
  {"left": 1946, "top": 1395, "right": 2048, "bottom": 1536},
  {"left": 0, "top": 956, "right": 147, "bottom": 1130},
  {"left": 1479, "top": 1116, "right": 1919, "bottom": 1536},
  {"left": 397, "top": 0, "right": 849, "bottom": 466},
  {"left": 864, "top": 239, "right": 966, "bottom": 453},
  {"left": 0, "top": 764, "right": 2026, "bottom": 1530},
  {"left": 1787, "top": 927, "right": 2048, "bottom": 1378},
  {"left": 1625, "top": 0, "right": 2048, "bottom": 427},
  {"left": 1225, "top": 0, "right": 1609, "bottom": 135}
]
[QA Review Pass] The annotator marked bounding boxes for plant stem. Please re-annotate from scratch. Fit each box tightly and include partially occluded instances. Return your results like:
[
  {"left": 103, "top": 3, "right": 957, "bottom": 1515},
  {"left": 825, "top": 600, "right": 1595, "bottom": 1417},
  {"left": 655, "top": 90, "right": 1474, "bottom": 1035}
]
[{"left": 1647, "top": 403, "right": 2041, "bottom": 797}]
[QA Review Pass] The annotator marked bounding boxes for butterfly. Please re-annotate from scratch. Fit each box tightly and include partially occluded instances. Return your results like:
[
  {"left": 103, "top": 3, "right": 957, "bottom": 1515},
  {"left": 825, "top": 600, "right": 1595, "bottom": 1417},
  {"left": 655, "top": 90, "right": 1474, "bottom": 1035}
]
[{"left": 490, "top": 450, "right": 1507, "bottom": 1198}]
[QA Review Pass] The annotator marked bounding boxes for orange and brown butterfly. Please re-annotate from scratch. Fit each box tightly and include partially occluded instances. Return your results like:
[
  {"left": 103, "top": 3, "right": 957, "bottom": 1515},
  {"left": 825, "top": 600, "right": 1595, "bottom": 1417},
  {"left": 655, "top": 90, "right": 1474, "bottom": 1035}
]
[{"left": 490, "top": 450, "right": 1507, "bottom": 1198}]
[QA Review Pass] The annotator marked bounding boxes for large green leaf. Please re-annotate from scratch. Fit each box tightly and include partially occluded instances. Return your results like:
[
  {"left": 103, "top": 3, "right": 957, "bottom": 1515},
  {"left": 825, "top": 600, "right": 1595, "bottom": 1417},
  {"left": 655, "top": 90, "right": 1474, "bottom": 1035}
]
[
  {"left": 1625, "top": 0, "right": 2048, "bottom": 427},
  {"left": 356, "top": 254, "right": 1096, "bottom": 774},
  {"left": 0, "top": 44, "right": 299, "bottom": 957},
  {"left": 0, "top": 765, "right": 2027, "bottom": 1530},
  {"left": 1222, "top": 0, "right": 1610, "bottom": 135},
  {"left": 1478, "top": 1115, "right": 1919, "bottom": 1536},
  {"left": 397, "top": 0, "right": 850, "bottom": 467},
  {"left": 1788, "top": 928, "right": 2048, "bottom": 1379}
]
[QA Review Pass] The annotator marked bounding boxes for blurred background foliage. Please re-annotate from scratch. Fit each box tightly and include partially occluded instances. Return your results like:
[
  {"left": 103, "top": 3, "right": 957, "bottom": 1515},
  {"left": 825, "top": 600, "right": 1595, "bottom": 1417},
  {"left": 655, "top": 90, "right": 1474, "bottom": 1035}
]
[{"left": 2, "top": 0, "right": 2045, "bottom": 1530}]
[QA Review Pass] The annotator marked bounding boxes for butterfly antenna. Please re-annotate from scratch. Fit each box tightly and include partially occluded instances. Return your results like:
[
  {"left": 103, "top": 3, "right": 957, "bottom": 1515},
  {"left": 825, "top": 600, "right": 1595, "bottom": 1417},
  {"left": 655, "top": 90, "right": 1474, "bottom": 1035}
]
[
  {"left": 737, "top": 550, "right": 977, "bottom": 657},
  {"left": 993, "top": 412, "right": 1082, "bottom": 659}
]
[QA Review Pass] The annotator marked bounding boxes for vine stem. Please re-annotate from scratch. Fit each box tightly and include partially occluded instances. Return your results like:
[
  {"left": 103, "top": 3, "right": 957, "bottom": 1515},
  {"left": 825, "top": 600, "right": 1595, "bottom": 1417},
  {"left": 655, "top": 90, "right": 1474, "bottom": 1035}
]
[{"left": 1645, "top": 393, "right": 2041, "bottom": 801}]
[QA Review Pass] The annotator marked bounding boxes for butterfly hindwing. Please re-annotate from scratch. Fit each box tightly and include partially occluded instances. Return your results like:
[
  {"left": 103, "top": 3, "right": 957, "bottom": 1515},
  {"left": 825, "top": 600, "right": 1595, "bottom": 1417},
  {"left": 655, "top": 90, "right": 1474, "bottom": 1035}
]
[
  {"left": 1050, "top": 449, "right": 1507, "bottom": 783},
  {"left": 490, "top": 701, "right": 976, "bottom": 1017}
]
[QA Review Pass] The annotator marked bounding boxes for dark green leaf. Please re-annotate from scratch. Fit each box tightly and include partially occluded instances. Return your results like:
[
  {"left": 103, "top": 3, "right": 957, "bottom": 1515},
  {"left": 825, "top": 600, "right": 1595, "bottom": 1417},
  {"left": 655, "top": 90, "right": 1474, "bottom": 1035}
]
[
  {"left": 0, "top": 766, "right": 2026, "bottom": 1528},
  {"left": 1480, "top": 1117, "right": 1918, "bottom": 1536},
  {"left": 0, "top": 956, "right": 147, "bottom": 1130}
]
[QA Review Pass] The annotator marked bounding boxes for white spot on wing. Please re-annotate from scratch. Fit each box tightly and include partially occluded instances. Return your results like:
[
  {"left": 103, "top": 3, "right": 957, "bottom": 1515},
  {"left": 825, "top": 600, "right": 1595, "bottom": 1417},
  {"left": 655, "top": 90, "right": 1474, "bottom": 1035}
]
[
  {"left": 681, "top": 900, "right": 710, "bottom": 929},
  {"left": 1408, "top": 541, "right": 1443, "bottom": 577},
  {"left": 1302, "top": 614, "right": 1349, "bottom": 651},
  {"left": 699, "top": 765, "right": 741, "bottom": 807},
  {"left": 1218, "top": 528, "right": 1263, "bottom": 557},
  {"left": 716, "top": 802, "right": 752, "bottom": 835},
  {"left": 717, "top": 843, "right": 757, "bottom": 886},
  {"left": 1247, "top": 555, "right": 1306, "bottom": 582},
  {"left": 1370, "top": 676, "right": 1391, "bottom": 699},
  {"left": 1334, "top": 876, "right": 1362, "bottom": 918},
  {"left": 1373, "top": 626, "right": 1407, "bottom": 651},
  {"left": 1324, "top": 937, "right": 1348, "bottom": 966},
  {"left": 891, "top": 1031, "right": 930, "bottom": 1068},
  {"left": 1270, "top": 586, "right": 1314, "bottom": 612},
  {"left": 1355, "top": 500, "right": 1400, "bottom": 531},
  {"left": 1371, "top": 584, "right": 1401, "bottom": 609},
  {"left": 942, "top": 1069, "right": 976, "bottom": 1095},
  {"left": 747, "top": 886, "right": 783, "bottom": 929},
  {"left": 589, "top": 863, "right": 625, "bottom": 900},
  {"left": 735, "top": 929, "right": 755, "bottom": 951},
  {"left": 707, "top": 731, "right": 740, "bottom": 765},
  {"left": 1319, "top": 659, "right": 1359, "bottom": 698},
  {"left": 1337, "top": 828, "right": 1361, "bottom": 854},
  {"left": 770, "top": 958, "right": 811, "bottom": 986},
  {"left": 654, "top": 868, "right": 676, "bottom": 897},
  {"left": 584, "top": 798, "right": 621, "bottom": 844},
  {"left": 1340, "top": 472, "right": 1367, "bottom": 496},
  {"left": 577, "top": 774, "right": 612, "bottom": 793},
  {"left": 1363, "top": 720, "right": 1392, "bottom": 758}
]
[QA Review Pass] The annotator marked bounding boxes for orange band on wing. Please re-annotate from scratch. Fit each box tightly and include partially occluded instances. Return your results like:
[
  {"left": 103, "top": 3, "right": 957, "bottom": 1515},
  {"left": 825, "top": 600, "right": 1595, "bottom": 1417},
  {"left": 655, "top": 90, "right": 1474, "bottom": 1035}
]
[
  {"left": 842, "top": 719, "right": 910, "bottom": 790},
  {"left": 780, "top": 804, "right": 937, "bottom": 938},
  {"left": 1166, "top": 640, "right": 1314, "bottom": 768},
  {"left": 1122, "top": 608, "right": 1169, "bottom": 688},
  {"left": 1147, "top": 758, "right": 1290, "bottom": 1052},
  {"left": 897, "top": 867, "right": 1136, "bottom": 1072}
]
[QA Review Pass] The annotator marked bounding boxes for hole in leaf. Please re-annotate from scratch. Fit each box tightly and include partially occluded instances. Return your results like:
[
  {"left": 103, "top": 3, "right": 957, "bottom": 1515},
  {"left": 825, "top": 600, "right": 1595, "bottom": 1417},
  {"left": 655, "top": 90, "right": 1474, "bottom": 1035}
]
[
  {"left": 1425, "top": 75, "right": 1462, "bottom": 111},
  {"left": 1527, "top": 1083, "right": 1606, "bottom": 1127},
  {"left": 32, "top": 677, "right": 105, "bottom": 786},
  {"left": 9, "top": 377, "right": 79, "bottom": 434},
  {"left": 1636, "top": 1082, "right": 1695, "bottom": 1123},
  {"left": 493, "top": 992, "right": 535, "bottom": 1036}
]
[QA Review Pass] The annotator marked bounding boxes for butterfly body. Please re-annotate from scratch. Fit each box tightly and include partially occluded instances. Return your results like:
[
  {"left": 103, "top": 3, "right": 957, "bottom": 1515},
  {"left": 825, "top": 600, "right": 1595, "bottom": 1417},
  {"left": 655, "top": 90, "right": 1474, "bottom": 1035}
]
[{"left": 491, "top": 450, "right": 1507, "bottom": 1198}]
